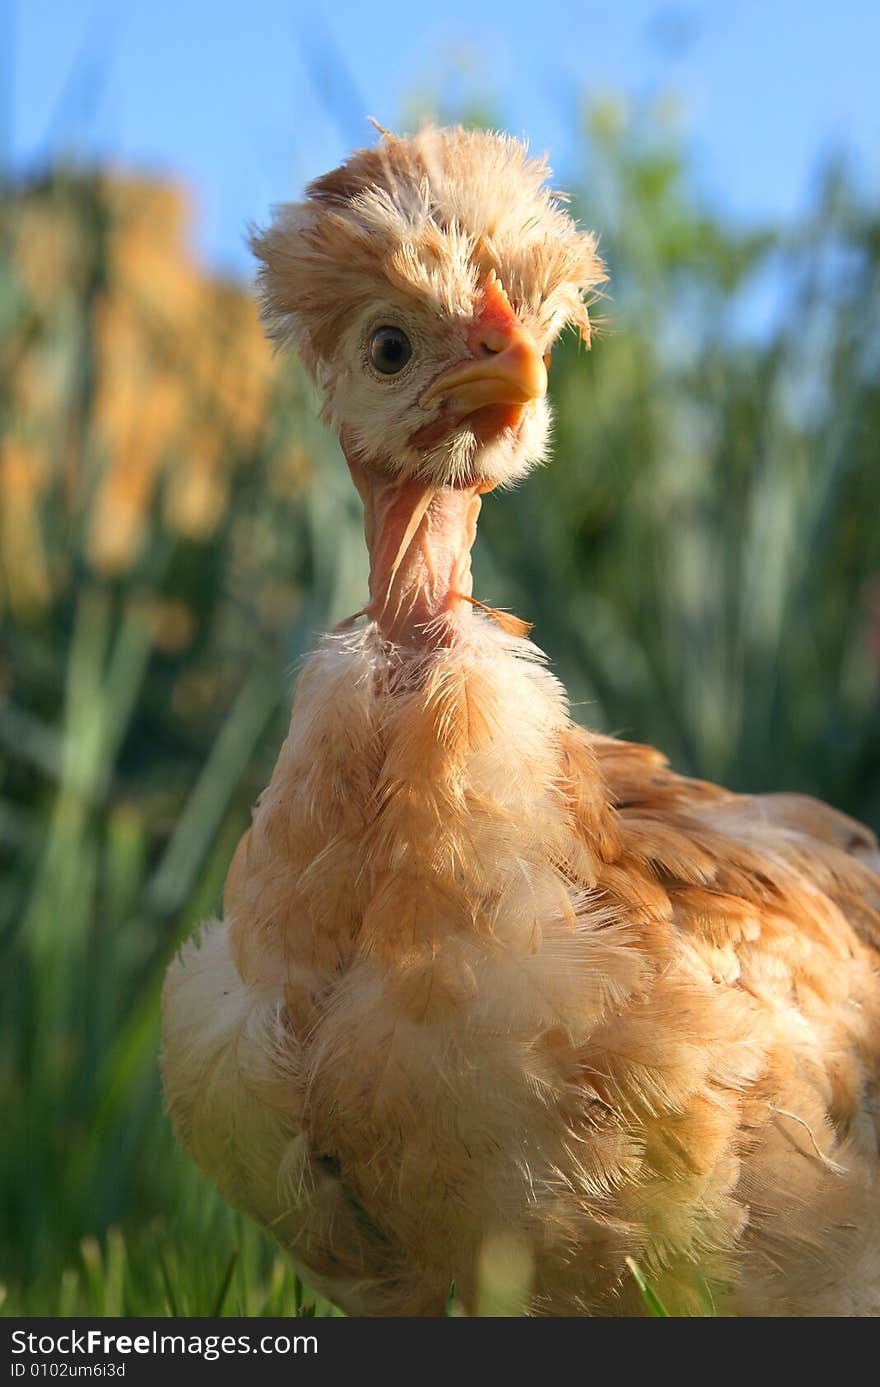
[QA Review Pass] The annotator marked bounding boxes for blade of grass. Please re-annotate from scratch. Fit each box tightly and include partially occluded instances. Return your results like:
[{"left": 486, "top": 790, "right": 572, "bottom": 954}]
[
  {"left": 210, "top": 1250, "right": 239, "bottom": 1317},
  {"left": 625, "top": 1256, "right": 671, "bottom": 1317},
  {"left": 155, "top": 1239, "right": 179, "bottom": 1318}
]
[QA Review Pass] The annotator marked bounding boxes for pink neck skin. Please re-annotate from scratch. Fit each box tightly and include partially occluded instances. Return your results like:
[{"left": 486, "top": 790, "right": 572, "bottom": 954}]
[{"left": 344, "top": 446, "right": 482, "bottom": 647}]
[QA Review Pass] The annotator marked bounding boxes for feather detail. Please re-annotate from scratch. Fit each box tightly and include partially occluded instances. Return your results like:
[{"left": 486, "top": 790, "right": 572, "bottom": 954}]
[
  {"left": 164, "top": 614, "right": 880, "bottom": 1316},
  {"left": 451, "top": 590, "right": 532, "bottom": 638}
]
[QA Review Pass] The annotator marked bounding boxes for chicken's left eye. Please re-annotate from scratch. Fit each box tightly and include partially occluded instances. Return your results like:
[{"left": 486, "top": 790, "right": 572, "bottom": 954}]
[{"left": 369, "top": 326, "right": 412, "bottom": 375}]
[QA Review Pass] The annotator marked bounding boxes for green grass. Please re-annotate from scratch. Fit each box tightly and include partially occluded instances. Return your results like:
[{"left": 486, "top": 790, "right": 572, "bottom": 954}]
[{"left": 1, "top": 1216, "right": 341, "bottom": 1318}]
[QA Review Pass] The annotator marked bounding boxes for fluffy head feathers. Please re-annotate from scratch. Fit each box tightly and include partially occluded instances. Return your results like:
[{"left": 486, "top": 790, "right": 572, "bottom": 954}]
[
  {"left": 252, "top": 124, "right": 603, "bottom": 366},
  {"left": 250, "top": 125, "right": 605, "bottom": 488}
]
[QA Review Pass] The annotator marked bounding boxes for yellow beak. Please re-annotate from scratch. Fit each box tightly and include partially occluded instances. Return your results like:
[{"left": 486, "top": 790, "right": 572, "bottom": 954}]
[{"left": 420, "top": 334, "right": 548, "bottom": 414}]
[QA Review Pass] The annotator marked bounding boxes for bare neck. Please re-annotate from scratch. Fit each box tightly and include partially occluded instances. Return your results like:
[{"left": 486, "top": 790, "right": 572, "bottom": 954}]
[{"left": 345, "top": 448, "right": 483, "bottom": 647}]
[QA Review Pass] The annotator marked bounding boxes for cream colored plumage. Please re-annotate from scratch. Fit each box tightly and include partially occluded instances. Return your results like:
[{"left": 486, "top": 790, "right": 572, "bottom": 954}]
[{"left": 162, "top": 126, "right": 880, "bottom": 1316}]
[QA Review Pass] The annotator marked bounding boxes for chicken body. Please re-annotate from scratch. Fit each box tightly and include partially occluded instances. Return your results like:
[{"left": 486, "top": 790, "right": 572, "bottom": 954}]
[{"left": 161, "top": 128, "right": 880, "bottom": 1316}]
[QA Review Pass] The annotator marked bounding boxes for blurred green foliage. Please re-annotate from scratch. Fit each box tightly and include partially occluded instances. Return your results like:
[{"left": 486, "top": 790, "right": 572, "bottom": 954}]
[{"left": 1, "top": 103, "right": 878, "bottom": 1314}]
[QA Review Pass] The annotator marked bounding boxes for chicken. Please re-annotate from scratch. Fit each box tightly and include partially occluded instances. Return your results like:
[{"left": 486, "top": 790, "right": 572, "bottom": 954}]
[{"left": 161, "top": 125, "right": 880, "bottom": 1317}]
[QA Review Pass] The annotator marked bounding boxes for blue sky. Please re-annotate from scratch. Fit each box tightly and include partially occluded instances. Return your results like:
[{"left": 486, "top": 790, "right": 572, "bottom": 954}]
[{"left": 3, "top": 0, "right": 878, "bottom": 276}]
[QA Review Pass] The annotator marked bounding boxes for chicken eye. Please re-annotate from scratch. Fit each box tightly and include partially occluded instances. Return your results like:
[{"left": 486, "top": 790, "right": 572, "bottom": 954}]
[{"left": 369, "top": 326, "right": 412, "bottom": 375}]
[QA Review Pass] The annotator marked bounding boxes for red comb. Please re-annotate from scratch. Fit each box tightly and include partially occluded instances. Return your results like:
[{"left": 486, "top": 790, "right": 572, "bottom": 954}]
[{"left": 471, "top": 269, "right": 521, "bottom": 347}]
